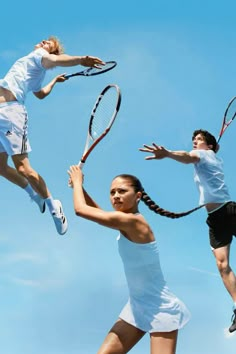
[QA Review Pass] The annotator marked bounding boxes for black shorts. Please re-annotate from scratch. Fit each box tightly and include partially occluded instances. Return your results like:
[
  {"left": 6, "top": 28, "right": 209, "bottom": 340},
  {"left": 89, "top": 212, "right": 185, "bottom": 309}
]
[{"left": 206, "top": 201, "right": 236, "bottom": 249}]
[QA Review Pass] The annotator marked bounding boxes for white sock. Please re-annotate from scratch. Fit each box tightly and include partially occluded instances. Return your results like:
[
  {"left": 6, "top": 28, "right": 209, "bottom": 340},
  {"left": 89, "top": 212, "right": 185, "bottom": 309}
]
[
  {"left": 24, "top": 184, "right": 37, "bottom": 198},
  {"left": 45, "top": 196, "right": 58, "bottom": 215}
]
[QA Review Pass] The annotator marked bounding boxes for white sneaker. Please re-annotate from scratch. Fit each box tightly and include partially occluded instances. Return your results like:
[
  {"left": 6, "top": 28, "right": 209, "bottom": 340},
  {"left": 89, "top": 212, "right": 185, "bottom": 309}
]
[
  {"left": 32, "top": 195, "right": 46, "bottom": 213},
  {"left": 52, "top": 200, "right": 68, "bottom": 235}
]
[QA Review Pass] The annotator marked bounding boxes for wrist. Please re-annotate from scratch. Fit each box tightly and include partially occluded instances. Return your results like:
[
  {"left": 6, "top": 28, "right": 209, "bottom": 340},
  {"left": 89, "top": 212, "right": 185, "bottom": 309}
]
[
  {"left": 165, "top": 149, "right": 172, "bottom": 158},
  {"left": 73, "top": 181, "right": 83, "bottom": 188},
  {"left": 79, "top": 56, "right": 86, "bottom": 64}
]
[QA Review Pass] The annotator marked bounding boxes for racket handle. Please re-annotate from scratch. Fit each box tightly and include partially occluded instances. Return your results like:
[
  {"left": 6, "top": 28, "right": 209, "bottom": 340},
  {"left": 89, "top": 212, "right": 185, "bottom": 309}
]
[
  {"left": 78, "top": 161, "right": 85, "bottom": 169},
  {"left": 64, "top": 73, "right": 80, "bottom": 79}
]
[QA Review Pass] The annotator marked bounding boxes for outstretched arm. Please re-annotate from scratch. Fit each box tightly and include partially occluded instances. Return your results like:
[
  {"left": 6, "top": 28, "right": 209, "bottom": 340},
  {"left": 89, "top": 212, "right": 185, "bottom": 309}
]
[
  {"left": 139, "top": 143, "right": 200, "bottom": 164},
  {"left": 33, "top": 73, "right": 67, "bottom": 99},
  {"left": 42, "top": 53, "right": 105, "bottom": 69}
]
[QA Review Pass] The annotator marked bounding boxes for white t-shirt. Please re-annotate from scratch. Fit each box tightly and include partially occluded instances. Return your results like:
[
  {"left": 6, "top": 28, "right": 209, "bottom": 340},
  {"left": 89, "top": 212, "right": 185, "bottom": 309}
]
[
  {"left": 0, "top": 48, "right": 48, "bottom": 104},
  {"left": 192, "top": 149, "right": 231, "bottom": 204}
]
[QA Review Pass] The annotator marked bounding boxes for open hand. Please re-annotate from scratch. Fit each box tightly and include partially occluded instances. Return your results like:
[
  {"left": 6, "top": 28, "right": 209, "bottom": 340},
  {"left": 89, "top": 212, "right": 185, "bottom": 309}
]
[
  {"left": 80, "top": 55, "right": 105, "bottom": 68},
  {"left": 139, "top": 143, "right": 169, "bottom": 160}
]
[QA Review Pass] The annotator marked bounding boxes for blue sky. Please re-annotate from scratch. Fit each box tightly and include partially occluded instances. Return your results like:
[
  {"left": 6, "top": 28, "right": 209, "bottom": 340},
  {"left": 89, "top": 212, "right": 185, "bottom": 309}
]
[{"left": 1, "top": 0, "right": 236, "bottom": 353}]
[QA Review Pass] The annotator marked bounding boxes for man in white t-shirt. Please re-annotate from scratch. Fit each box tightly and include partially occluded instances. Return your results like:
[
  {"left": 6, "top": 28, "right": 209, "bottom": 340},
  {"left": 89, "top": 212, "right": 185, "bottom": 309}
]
[
  {"left": 0, "top": 36, "right": 104, "bottom": 235},
  {"left": 139, "top": 129, "right": 236, "bottom": 333}
]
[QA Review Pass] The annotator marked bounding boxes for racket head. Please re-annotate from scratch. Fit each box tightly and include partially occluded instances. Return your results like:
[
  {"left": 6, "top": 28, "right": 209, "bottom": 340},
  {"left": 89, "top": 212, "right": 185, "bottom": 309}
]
[
  {"left": 80, "top": 84, "right": 121, "bottom": 164},
  {"left": 218, "top": 96, "right": 236, "bottom": 142},
  {"left": 224, "top": 96, "right": 236, "bottom": 123},
  {"left": 65, "top": 61, "right": 117, "bottom": 79},
  {"left": 89, "top": 84, "right": 121, "bottom": 139}
]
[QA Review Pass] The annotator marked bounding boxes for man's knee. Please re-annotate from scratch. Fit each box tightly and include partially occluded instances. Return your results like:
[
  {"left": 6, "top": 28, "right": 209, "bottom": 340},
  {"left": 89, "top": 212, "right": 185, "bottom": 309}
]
[
  {"left": 16, "top": 164, "right": 35, "bottom": 179},
  {"left": 216, "top": 258, "right": 230, "bottom": 275},
  {"left": 13, "top": 155, "right": 31, "bottom": 176}
]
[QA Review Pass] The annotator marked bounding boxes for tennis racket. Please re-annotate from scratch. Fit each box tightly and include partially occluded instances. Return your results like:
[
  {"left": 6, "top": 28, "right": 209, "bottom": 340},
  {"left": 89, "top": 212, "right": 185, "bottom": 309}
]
[
  {"left": 217, "top": 96, "right": 236, "bottom": 143},
  {"left": 78, "top": 84, "right": 121, "bottom": 168},
  {"left": 64, "top": 61, "right": 117, "bottom": 79}
]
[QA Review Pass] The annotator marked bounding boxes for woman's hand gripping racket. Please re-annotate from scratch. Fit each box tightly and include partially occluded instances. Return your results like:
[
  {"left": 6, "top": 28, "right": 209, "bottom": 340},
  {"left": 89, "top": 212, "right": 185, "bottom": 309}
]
[
  {"left": 217, "top": 96, "right": 236, "bottom": 143},
  {"left": 78, "top": 84, "right": 121, "bottom": 169},
  {"left": 64, "top": 61, "right": 117, "bottom": 79}
]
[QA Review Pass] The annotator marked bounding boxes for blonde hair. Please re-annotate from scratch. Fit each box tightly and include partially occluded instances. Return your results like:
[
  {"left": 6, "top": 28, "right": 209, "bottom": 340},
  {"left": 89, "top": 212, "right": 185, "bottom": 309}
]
[{"left": 47, "top": 36, "right": 64, "bottom": 55}]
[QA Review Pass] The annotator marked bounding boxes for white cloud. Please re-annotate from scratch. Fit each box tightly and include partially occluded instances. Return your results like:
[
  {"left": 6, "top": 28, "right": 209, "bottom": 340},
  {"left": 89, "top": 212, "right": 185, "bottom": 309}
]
[{"left": 0, "top": 250, "right": 74, "bottom": 291}]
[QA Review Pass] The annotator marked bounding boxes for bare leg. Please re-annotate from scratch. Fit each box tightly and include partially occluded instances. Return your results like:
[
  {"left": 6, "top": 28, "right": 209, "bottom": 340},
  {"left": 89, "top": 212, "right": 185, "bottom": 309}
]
[
  {"left": 12, "top": 153, "right": 50, "bottom": 199},
  {"left": 1, "top": 152, "right": 67, "bottom": 234},
  {"left": 150, "top": 330, "right": 178, "bottom": 354},
  {"left": 97, "top": 318, "right": 145, "bottom": 354},
  {"left": 0, "top": 152, "right": 28, "bottom": 188},
  {"left": 213, "top": 244, "right": 236, "bottom": 301}
]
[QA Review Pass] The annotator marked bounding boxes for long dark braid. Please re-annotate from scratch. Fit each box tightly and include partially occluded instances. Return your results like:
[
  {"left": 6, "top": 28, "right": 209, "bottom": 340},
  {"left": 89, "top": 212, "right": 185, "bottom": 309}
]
[
  {"left": 115, "top": 174, "right": 205, "bottom": 219},
  {"left": 141, "top": 190, "right": 205, "bottom": 218}
]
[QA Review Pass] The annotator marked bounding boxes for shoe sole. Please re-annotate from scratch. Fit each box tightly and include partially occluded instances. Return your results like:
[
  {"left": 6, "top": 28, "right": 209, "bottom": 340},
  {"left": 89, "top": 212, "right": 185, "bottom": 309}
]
[
  {"left": 229, "top": 327, "right": 236, "bottom": 333},
  {"left": 53, "top": 200, "right": 68, "bottom": 235}
]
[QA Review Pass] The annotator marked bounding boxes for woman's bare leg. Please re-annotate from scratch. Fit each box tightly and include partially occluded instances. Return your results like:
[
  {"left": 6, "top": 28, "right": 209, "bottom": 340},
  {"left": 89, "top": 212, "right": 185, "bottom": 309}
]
[
  {"left": 97, "top": 318, "right": 145, "bottom": 354},
  {"left": 150, "top": 330, "right": 178, "bottom": 354}
]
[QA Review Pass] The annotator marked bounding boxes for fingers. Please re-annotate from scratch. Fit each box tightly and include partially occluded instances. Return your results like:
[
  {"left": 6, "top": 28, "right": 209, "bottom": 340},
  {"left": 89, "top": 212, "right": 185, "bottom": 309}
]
[
  {"left": 56, "top": 73, "right": 68, "bottom": 82},
  {"left": 139, "top": 142, "right": 167, "bottom": 161},
  {"left": 68, "top": 177, "right": 72, "bottom": 188},
  {"left": 68, "top": 165, "right": 84, "bottom": 177},
  {"left": 92, "top": 57, "right": 105, "bottom": 65},
  {"left": 82, "top": 56, "right": 105, "bottom": 67},
  {"left": 152, "top": 142, "right": 159, "bottom": 148},
  {"left": 67, "top": 165, "right": 84, "bottom": 188},
  {"left": 69, "top": 165, "right": 81, "bottom": 172},
  {"left": 145, "top": 156, "right": 156, "bottom": 160},
  {"left": 139, "top": 144, "right": 154, "bottom": 152},
  {"left": 139, "top": 143, "right": 160, "bottom": 152},
  {"left": 93, "top": 64, "right": 104, "bottom": 69}
]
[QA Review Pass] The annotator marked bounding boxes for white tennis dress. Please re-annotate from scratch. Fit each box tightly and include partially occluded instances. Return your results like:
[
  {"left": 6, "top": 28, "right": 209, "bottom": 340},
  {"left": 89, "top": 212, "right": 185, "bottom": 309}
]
[{"left": 118, "top": 233, "right": 190, "bottom": 332}]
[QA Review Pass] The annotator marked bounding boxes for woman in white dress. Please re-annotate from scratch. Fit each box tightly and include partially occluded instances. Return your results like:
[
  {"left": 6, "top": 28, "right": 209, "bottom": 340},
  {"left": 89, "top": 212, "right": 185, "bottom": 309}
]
[{"left": 68, "top": 166, "right": 190, "bottom": 354}]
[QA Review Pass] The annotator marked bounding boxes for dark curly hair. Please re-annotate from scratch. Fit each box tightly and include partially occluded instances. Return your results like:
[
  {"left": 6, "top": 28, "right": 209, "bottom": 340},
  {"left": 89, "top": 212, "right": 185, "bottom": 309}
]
[{"left": 192, "top": 129, "right": 218, "bottom": 152}]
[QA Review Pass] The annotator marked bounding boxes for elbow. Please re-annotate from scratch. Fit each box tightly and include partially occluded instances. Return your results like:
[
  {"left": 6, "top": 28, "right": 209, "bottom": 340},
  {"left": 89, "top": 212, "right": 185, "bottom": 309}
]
[
  {"left": 184, "top": 160, "right": 193, "bottom": 164},
  {"left": 34, "top": 92, "right": 46, "bottom": 100},
  {"left": 74, "top": 207, "right": 84, "bottom": 217},
  {"left": 185, "top": 160, "right": 196, "bottom": 165},
  {"left": 75, "top": 209, "right": 82, "bottom": 217}
]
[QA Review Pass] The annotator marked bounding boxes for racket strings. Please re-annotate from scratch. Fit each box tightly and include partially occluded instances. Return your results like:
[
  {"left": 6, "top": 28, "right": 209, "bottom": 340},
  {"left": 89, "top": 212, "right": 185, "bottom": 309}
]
[
  {"left": 90, "top": 89, "right": 119, "bottom": 139},
  {"left": 224, "top": 97, "right": 236, "bottom": 124},
  {"left": 225, "top": 107, "right": 236, "bottom": 124},
  {"left": 141, "top": 191, "right": 205, "bottom": 219}
]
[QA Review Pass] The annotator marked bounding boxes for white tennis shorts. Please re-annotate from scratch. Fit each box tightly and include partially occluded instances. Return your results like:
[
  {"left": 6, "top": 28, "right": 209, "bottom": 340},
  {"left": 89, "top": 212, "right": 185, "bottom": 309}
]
[{"left": 0, "top": 101, "right": 31, "bottom": 156}]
